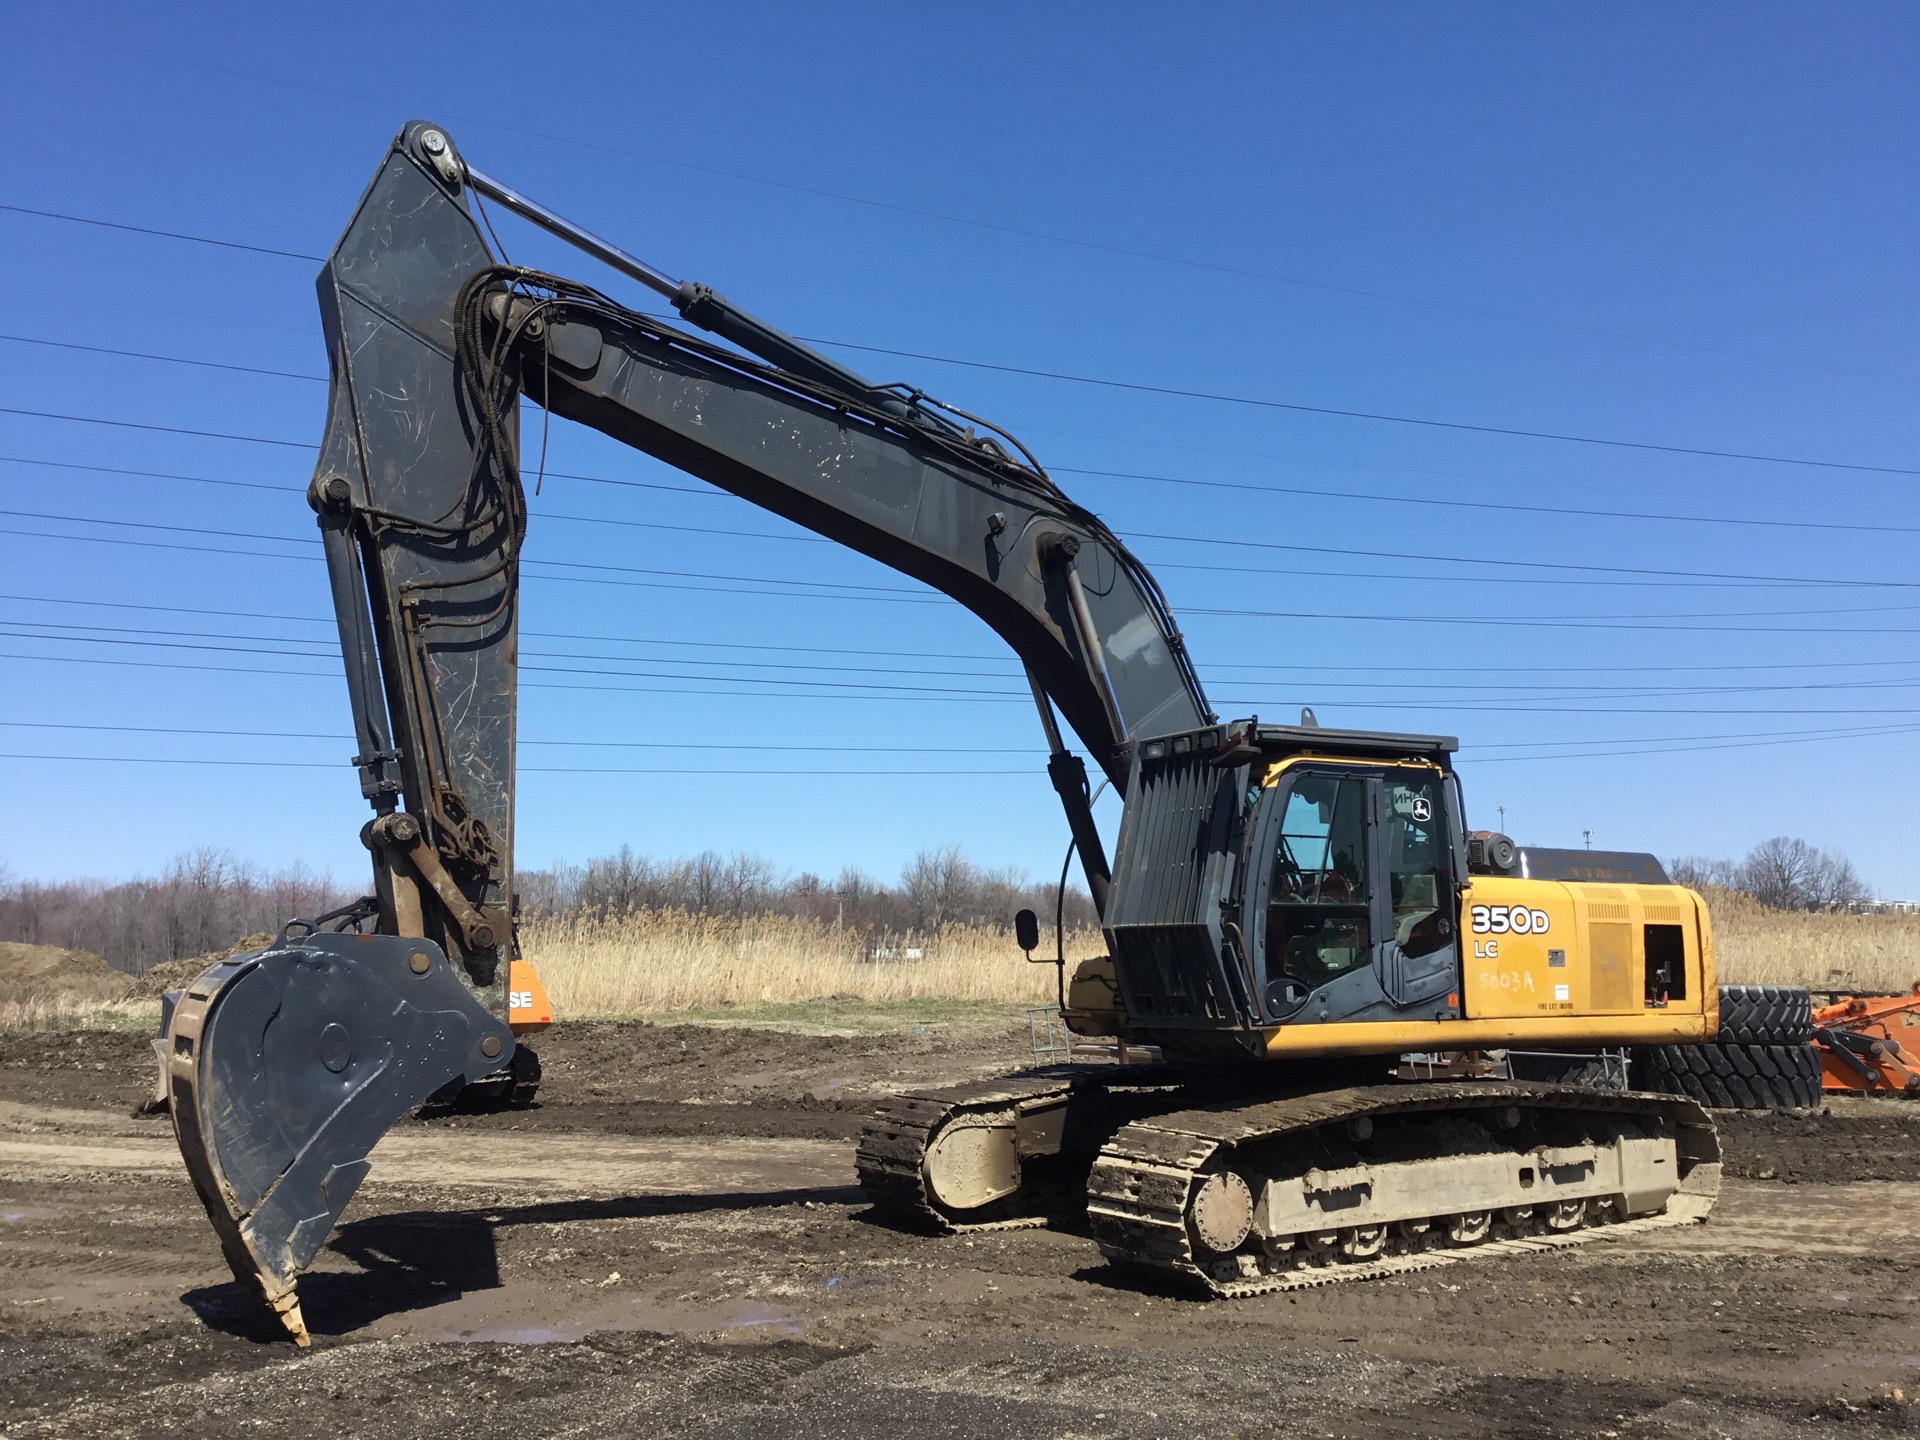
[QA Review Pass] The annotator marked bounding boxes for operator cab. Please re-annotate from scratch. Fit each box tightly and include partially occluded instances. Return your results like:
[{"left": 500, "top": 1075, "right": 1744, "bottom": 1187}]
[
  {"left": 1106, "top": 722, "right": 1473, "bottom": 1034},
  {"left": 1245, "top": 756, "right": 1462, "bottom": 1024}
]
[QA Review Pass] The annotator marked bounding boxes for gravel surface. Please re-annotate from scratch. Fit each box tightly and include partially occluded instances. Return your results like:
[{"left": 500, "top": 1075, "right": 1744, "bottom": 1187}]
[{"left": 3, "top": 1019, "right": 1917, "bottom": 1437}]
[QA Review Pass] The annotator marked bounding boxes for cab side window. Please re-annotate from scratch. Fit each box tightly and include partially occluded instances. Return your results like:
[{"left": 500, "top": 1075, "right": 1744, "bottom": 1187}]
[
  {"left": 1266, "top": 773, "right": 1371, "bottom": 987},
  {"left": 1384, "top": 775, "right": 1449, "bottom": 959}
]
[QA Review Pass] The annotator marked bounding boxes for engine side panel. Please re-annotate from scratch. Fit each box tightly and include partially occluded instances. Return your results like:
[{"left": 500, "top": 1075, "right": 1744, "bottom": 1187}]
[{"left": 1459, "top": 878, "right": 1714, "bottom": 1024}]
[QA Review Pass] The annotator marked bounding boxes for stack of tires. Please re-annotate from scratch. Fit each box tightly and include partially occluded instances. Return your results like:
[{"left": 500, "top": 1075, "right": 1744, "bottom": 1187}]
[{"left": 1631, "top": 984, "right": 1820, "bottom": 1110}]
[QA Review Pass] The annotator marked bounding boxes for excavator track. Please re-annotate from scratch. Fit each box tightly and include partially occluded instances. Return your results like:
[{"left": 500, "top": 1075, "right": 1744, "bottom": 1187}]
[
  {"left": 1087, "top": 1082, "right": 1720, "bottom": 1299},
  {"left": 857, "top": 1066, "right": 1183, "bottom": 1233}
]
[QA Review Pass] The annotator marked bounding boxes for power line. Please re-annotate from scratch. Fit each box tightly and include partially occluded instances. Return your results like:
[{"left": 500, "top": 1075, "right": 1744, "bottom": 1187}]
[
  {"left": 7, "top": 328, "right": 1910, "bottom": 537},
  {"left": 0, "top": 752, "right": 1032, "bottom": 776},
  {"left": 0, "top": 521, "right": 963, "bottom": 605},
  {"left": 1469, "top": 721, "right": 1915, "bottom": 752},
  {"left": 10, "top": 618, "right": 1900, "bottom": 707},
  {"left": 6, "top": 717, "right": 1915, "bottom": 771},
  {"left": 1192, "top": 604, "right": 1920, "bottom": 636},
  {"left": 0, "top": 202, "right": 323, "bottom": 262},
  {"left": 0, "top": 332, "right": 323, "bottom": 382},
  {"left": 0, "top": 719, "right": 1033, "bottom": 754},
  {"left": 1141, "top": 530, "right": 1916, "bottom": 584},
  {"left": 0, "top": 405, "right": 315, "bottom": 449},
  {"left": 0, "top": 591, "right": 1015, "bottom": 664},
  {"left": 9, "top": 391, "right": 1917, "bottom": 540},
  {"left": 0, "top": 511, "right": 938, "bottom": 601},
  {"left": 13, "top": 518, "right": 1920, "bottom": 637},
  {"left": 0, "top": 282, "right": 315, "bottom": 336},
  {"left": 0, "top": 649, "right": 1028, "bottom": 704},
  {"left": 1467, "top": 723, "right": 1920, "bottom": 765},
  {"left": 0, "top": 619, "right": 1014, "bottom": 682},
  {"left": 0, "top": 628, "right": 1026, "bottom": 697},
  {"left": 16, "top": 594, "right": 1920, "bottom": 680},
  {"left": 9, "top": 632, "right": 1917, "bottom": 715},
  {"left": 0, "top": 451, "right": 706, "bottom": 499},
  {"left": 9, "top": 442, "right": 1918, "bottom": 586},
  {"left": 3, "top": 210, "right": 1912, "bottom": 475},
  {"left": 15, "top": 617, "right": 1920, "bottom": 701},
  {"left": 0, "top": 621, "right": 1019, "bottom": 689},
  {"left": 793, "top": 337, "right": 1920, "bottom": 475},
  {"left": 1078, "top": 466, "right": 1920, "bottom": 537},
  {"left": 0, "top": 453, "right": 294, "bottom": 494}
]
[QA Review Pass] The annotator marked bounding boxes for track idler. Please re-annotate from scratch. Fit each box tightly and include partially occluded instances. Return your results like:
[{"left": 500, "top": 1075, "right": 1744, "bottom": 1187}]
[{"left": 163, "top": 931, "right": 512, "bottom": 1345}]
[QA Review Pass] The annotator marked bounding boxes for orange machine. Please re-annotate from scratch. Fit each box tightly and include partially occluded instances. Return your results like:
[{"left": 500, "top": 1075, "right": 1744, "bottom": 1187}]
[{"left": 1813, "top": 985, "right": 1920, "bottom": 1095}]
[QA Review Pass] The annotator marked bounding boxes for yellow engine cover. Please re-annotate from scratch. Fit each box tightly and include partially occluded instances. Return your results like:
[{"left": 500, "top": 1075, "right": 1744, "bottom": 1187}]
[{"left": 1460, "top": 877, "right": 1709, "bottom": 1022}]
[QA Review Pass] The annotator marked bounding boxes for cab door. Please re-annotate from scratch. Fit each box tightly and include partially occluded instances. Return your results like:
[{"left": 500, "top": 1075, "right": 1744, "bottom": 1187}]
[
  {"left": 1375, "top": 769, "right": 1460, "bottom": 1009},
  {"left": 1243, "top": 764, "right": 1460, "bottom": 1024}
]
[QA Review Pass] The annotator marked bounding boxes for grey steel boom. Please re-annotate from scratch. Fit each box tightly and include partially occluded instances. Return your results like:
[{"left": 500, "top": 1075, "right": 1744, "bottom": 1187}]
[{"left": 166, "top": 121, "right": 1210, "bottom": 1339}]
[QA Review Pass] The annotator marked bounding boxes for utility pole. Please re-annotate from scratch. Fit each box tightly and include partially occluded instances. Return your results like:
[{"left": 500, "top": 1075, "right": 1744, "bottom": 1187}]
[{"left": 1497, "top": 804, "right": 1506, "bottom": 833}]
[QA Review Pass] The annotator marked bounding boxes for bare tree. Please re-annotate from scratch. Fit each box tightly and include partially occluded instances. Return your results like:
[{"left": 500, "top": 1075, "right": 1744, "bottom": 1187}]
[
  {"left": 1734, "top": 837, "right": 1869, "bottom": 911},
  {"left": 1737, "top": 837, "right": 1821, "bottom": 910},
  {"left": 0, "top": 850, "right": 353, "bottom": 973},
  {"left": 1667, "top": 855, "right": 1738, "bottom": 890},
  {"left": 1806, "top": 850, "right": 1871, "bottom": 911},
  {"left": 902, "top": 844, "right": 980, "bottom": 931},
  {"left": 716, "top": 852, "right": 778, "bottom": 917}
]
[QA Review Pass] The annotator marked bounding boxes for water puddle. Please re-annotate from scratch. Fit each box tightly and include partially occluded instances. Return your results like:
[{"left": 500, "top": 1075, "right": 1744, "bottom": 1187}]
[{"left": 389, "top": 1286, "right": 807, "bottom": 1345}]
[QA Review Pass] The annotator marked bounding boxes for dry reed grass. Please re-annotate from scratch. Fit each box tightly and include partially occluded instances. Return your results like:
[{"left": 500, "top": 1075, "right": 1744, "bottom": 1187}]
[
  {"left": 520, "top": 908, "right": 1102, "bottom": 1016},
  {"left": 0, "top": 996, "right": 157, "bottom": 1033},
  {"left": 525, "top": 890, "right": 1920, "bottom": 1019},
  {"left": 1704, "top": 886, "right": 1920, "bottom": 993}
]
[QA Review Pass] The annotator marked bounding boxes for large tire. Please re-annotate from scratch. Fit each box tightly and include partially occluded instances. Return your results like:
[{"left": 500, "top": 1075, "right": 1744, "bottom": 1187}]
[
  {"left": 1632, "top": 1040, "right": 1819, "bottom": 1111},
  {"left": 1716, "top": 984, "right": 1813, "bottom": 1045},
  {"left": 1507, "top": 1052, "right": 1629, "bottom": 1090}
]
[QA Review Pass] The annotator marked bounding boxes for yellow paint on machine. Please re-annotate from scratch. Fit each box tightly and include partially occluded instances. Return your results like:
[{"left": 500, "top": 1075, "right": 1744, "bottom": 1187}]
[{"left": 1260, "top": 878, "right": 1719, "bottom": 1059}]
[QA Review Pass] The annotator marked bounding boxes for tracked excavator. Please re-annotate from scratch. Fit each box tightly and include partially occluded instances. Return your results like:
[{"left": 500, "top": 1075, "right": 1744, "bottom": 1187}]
[{"left": 161, "top": 123, "right": 1721, "bottom": 1345}]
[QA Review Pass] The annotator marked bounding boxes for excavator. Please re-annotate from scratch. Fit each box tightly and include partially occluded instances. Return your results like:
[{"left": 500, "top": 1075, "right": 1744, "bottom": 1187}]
[{"left": 160, "top": 122, "right": 1722, "bottom": 1344}]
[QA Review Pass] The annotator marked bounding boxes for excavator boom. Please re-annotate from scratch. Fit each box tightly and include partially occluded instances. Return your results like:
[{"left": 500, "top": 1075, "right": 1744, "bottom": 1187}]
[{"left": 165, "top": 121, "right": 1209, "bottom": 1340}]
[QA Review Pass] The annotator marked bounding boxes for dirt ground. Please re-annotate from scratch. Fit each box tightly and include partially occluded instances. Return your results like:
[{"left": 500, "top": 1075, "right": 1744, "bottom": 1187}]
[{"left": 3, "top": 1018, "right": 1918, "bottom": 1439}]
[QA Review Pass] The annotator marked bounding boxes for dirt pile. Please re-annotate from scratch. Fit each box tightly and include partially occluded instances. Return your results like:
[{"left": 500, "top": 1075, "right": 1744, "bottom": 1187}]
[
  {"left": 120, "top": 933, "right": 274, "bottom": 1002},
  {"left": 0, "top": 941, "right": 131, "bottom": 1006}
]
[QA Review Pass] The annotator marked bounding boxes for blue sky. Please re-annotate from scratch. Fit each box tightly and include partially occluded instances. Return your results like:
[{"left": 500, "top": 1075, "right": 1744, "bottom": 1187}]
[{"left": 2, "top": 3, "right": 1916, "bottom": 897}]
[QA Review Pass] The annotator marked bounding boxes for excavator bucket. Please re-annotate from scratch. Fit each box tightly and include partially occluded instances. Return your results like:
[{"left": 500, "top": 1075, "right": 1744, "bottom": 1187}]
[{"left": 163, "top": 931, "right": 513, "bottom": 1344}]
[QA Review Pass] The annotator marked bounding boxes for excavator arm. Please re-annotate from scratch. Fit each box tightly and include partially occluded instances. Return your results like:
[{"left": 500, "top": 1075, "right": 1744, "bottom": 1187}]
[
  {"left": 166, "top": 120, "right": 1210, "bottom": 1341},
  {"left": 321, "top": 120, "right": 1209, "bottom": 957}
]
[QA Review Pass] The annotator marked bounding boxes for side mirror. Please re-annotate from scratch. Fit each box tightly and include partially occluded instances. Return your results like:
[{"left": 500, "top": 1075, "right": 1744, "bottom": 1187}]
[{"left": 1014, "top": 907, "right": 1040, "bottom": 956}]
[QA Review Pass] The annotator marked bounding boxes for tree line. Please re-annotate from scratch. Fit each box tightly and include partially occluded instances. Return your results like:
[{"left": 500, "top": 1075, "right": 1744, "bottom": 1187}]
[
  {"left": 1667, "top": 836, "right": 1870, "bottom": 911},
  {"left": 517, "top": 842, "right": 1094, "bottom": 936},
  {"left": 0, "top": 849, "right": 353, "bottom": 976},
  {"left": 0, "top": 843, "right": 1094, "bottom": 974}
]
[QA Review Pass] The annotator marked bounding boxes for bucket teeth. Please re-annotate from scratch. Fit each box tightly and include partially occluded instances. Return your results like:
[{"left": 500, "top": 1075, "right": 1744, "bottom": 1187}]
[{"left": 163, "top": 933, "right": 512, "bottom": 1343}]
